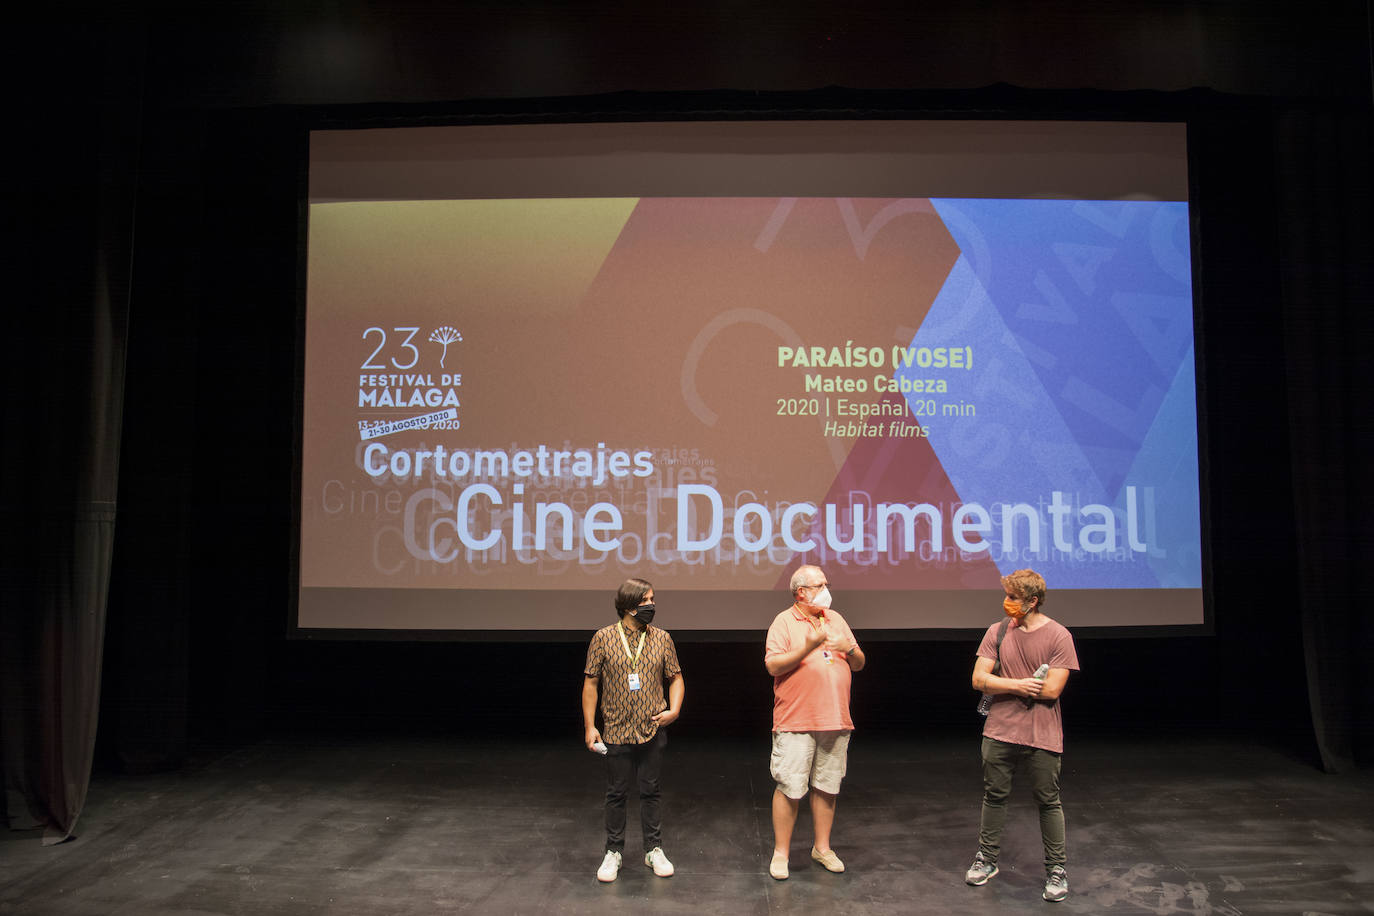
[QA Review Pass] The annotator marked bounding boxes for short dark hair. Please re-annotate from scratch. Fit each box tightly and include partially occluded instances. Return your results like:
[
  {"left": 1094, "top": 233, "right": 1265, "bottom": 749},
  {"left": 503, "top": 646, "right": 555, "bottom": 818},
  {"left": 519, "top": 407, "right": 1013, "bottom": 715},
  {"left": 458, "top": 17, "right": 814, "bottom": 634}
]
[{"left": 614, "top": 578, "right": 653, "bottom": 617}]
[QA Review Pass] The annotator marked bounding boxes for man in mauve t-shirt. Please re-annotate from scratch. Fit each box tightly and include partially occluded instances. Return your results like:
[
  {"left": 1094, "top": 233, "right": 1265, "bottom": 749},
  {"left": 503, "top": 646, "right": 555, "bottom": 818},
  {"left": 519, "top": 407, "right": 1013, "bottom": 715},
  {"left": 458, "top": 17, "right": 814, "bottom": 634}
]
[
  {"left": 965, "top": 568, "right": 1080, "bottom": 903},
  {"left": 764, "top": 564, "right": 866, "bottom": 881}
]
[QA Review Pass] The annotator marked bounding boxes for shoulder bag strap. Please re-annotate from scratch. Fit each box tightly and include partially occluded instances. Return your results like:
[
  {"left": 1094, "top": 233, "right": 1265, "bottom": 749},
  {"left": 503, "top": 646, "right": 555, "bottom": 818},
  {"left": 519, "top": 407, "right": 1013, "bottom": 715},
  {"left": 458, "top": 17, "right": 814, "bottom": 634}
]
[{"left": 990, "top": 618, "right": 1010, "bottom": 676}]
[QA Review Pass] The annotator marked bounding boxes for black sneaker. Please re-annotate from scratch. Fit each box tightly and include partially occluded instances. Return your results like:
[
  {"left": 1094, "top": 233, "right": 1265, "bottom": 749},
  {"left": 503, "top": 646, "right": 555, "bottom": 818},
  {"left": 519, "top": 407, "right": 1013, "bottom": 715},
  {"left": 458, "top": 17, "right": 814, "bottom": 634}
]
[
  {"left": 964, "top": 852, "right": 998, "bottom": 886},
  {"left": 1043, "top": 865, "right": 1068, "bottom": 902}
]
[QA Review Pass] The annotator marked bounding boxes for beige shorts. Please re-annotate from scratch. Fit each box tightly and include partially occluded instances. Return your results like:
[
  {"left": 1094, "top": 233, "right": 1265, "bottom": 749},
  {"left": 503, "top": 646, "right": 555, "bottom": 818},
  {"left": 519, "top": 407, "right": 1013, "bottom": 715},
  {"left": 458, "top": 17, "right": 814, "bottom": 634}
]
[{"left": 770, "top": 730, "right": 851, "bottom": 799}]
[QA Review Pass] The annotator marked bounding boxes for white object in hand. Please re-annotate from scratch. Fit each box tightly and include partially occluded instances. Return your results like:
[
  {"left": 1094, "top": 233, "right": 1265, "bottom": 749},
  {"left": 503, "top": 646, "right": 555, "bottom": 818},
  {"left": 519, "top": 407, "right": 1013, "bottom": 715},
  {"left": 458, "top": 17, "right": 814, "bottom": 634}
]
[
  {"left": 591, "top": 741, "right": 607, "bottom": 755},
  {"left": 1032, "top": 663, "right": 1050, "bottom": 679}
]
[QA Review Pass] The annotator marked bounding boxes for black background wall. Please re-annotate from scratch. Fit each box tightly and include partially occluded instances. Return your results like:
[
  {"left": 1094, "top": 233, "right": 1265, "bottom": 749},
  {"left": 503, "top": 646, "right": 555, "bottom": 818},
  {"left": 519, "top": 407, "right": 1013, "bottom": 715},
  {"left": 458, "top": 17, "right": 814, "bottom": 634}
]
[{"left": 8, "top": 1, "right": 1371, "bottom": 780}]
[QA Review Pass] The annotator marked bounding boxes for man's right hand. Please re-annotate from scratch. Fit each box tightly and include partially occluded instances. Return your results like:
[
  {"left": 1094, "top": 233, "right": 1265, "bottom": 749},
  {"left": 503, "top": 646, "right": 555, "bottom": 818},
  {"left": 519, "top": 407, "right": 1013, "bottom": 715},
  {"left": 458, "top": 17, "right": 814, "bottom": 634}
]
[
  {"left": 585, "top": 726, "right": 603, "bottom": 750},
  {"left": 765, "top": 620, "right": 831, "bottom": 677},
  {"left": 1007, "top": 677, "right": 1045, "bottom": 698}
]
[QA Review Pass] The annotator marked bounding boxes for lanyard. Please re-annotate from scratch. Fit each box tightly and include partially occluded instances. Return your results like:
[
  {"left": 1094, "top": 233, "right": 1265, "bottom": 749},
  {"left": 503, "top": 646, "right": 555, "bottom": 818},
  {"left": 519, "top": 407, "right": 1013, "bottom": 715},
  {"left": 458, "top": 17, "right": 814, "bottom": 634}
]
[{"left": 616, "top": 621, "right": 647, "bottom": 671}]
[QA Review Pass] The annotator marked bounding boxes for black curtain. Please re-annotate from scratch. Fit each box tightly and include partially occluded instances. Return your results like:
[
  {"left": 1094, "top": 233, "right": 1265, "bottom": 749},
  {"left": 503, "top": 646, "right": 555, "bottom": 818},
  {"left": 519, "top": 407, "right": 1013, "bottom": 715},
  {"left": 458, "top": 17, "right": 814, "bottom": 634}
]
[
  {"left": 1274, "top": 106, "right": 1374, "bottom": 771},
  {"left": 0, "top": 23, "right": 141, "bottom": 841}
]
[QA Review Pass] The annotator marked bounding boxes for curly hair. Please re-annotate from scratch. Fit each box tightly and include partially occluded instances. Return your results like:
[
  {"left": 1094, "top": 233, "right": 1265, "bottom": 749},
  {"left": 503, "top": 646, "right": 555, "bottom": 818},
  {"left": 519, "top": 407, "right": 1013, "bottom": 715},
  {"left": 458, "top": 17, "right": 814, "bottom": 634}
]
[{"left": 1000, "top": 568, "right": 1047, "bottom": 609}]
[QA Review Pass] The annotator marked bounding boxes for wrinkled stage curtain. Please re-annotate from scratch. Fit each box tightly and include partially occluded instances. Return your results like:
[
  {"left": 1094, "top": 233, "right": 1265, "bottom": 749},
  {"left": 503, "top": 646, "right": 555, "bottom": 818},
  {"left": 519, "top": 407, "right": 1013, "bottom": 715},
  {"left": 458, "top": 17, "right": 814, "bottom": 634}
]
[
  {"left": 1274, "top": 105, "right": 1374, "bottom": 772},
  {"left": 1, "top": 26, "right": 139, "bottom": 842}
]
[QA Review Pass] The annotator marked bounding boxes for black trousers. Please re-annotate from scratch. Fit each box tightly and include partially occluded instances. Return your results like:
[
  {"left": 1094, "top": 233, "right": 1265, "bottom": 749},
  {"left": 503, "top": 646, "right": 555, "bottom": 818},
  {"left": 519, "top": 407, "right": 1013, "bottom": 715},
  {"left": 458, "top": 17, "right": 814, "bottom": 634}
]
[{"left": 604, "top": 729, "right": 667, "bottom": 853}]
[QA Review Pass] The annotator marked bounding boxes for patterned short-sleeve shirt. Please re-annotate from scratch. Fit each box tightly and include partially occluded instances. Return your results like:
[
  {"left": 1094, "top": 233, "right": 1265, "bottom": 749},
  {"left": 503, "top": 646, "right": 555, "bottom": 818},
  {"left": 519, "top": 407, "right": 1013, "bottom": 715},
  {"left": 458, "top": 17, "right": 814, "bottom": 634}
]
[{"left": 585, "top": 622, "right": 682, "bottom": 746}]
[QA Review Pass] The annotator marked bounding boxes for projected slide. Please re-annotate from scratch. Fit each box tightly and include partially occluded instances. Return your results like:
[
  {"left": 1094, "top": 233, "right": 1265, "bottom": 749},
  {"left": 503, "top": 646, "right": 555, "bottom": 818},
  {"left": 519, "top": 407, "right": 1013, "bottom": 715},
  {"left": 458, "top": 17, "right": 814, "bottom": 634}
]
[{"left": 300, "top": 182, "right": 1203, "bottom": 632}]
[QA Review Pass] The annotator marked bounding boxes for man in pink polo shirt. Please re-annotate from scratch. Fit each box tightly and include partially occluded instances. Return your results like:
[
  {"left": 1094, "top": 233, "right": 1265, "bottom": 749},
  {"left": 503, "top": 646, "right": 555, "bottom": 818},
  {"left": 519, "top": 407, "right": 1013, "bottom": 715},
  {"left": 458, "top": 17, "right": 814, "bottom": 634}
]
[{"left": 764, "top": 564, "right": 866, "bottom": 880}]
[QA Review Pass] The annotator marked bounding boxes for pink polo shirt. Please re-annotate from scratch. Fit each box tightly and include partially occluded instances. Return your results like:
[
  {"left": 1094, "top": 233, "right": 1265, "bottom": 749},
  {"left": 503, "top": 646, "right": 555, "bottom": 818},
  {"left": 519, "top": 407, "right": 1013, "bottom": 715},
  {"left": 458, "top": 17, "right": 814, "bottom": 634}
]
[{"left": 765, "top": 605, "right": 858, "bottom": 732}]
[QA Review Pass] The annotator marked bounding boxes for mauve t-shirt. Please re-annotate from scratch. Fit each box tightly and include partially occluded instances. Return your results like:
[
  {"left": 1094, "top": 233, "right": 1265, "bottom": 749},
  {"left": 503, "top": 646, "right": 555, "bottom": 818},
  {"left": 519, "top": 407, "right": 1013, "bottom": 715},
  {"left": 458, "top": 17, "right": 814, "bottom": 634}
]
[{"left": 977, "top": 618, "right": 1080, "bottom": 753}]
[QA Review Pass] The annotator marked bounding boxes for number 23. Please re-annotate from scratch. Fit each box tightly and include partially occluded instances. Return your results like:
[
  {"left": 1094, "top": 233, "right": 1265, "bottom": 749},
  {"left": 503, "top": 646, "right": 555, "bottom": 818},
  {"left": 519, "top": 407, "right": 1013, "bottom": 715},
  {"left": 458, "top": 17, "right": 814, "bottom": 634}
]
[{"left": 361, "top": 327, "right": 420, "bottom": 369}]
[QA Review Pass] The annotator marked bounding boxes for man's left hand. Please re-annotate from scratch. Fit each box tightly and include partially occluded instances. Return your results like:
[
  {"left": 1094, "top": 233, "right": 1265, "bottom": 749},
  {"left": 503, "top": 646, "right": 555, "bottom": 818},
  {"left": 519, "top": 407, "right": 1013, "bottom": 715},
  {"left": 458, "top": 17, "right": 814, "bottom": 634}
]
[
  {"left": 651, "top": 708, "right": 679, "bottom": 726},
  {"left": 824, "top": 633, "right": 852, "bottom": 654}
]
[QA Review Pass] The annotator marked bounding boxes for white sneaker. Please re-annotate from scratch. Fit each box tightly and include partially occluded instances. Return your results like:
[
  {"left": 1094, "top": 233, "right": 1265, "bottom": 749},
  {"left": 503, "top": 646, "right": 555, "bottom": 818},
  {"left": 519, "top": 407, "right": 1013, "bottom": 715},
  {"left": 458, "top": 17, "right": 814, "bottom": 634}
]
[
  {"left": 645, "top": 846, "right": 675, "bottom": 877},
  {"left": 596, "top": 850, "right": 622, "bottom": 882}
]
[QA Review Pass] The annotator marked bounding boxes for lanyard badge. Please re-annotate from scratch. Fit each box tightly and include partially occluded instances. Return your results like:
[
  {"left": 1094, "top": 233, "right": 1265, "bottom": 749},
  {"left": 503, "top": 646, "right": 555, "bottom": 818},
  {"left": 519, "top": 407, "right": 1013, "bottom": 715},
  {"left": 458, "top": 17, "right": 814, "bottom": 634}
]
[{"left": 617, "top": 621, "right": 647, "bottom": 690}]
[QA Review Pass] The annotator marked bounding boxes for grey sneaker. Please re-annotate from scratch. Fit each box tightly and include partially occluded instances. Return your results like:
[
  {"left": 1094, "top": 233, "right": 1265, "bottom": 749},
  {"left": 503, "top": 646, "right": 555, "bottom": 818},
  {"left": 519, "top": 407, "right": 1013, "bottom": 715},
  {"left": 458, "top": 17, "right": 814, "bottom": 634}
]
[
  {"left": 1043, "top": 865, "right": 1068, "bottom": 902},
  {"left": 964, "top": 852, "right": 998, "bottom": 886}
]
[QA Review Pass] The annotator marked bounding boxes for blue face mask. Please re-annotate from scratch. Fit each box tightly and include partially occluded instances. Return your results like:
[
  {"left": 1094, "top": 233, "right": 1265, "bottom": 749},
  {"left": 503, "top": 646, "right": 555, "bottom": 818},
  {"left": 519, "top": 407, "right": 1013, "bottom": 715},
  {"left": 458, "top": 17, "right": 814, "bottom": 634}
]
[{"left": 630, "top": 603, "right": 655, "bottom": 625}]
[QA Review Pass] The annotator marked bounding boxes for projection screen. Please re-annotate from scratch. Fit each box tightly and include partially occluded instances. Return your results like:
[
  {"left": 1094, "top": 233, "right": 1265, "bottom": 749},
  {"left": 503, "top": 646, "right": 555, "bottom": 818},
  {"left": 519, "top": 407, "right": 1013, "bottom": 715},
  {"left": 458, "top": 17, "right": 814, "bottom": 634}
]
[{"left": 297, "top": 119, "right": 1204, "bottom": 635}]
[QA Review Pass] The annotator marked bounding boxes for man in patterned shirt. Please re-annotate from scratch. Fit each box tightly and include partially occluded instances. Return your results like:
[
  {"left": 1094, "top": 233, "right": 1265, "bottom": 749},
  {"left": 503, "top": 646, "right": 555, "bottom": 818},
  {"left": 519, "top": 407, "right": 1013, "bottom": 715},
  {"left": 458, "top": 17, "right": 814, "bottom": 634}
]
[{"left": 583, "top": 577, "right": 685, "bottom": 883}]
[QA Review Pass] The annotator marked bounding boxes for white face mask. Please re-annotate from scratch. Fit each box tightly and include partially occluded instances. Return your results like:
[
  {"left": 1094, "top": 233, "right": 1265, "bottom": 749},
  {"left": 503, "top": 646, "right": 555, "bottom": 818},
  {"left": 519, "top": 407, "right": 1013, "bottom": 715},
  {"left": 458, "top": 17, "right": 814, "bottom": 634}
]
[{"left": 810, "top": 586, "right": 833, "bottom": 610}]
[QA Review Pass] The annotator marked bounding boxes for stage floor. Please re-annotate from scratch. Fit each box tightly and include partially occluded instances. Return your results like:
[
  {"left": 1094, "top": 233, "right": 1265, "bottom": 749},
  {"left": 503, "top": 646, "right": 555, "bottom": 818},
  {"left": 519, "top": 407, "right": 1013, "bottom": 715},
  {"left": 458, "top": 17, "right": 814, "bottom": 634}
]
[{"left": 3, "top": 732, "right": 1371, "bottom": 914}]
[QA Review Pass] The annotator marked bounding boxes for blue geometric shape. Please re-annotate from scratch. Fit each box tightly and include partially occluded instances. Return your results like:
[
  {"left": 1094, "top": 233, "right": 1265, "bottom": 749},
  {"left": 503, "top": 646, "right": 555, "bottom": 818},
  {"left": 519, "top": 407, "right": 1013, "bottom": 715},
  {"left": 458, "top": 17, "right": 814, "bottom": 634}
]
[
  {"left": 1117, "top": 343, "right": 1203, "bottom": 588},
  {"left": 903, "top": 199, "right": 1201, "bottom": 588}
]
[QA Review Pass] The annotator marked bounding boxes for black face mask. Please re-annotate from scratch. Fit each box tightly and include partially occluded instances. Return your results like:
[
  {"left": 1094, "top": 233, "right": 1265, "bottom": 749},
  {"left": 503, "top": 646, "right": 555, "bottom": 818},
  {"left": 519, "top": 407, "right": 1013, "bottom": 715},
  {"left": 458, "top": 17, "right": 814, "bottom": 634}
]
[{"left": 629, "top": 603, "right": 656, "bottom": 625}]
